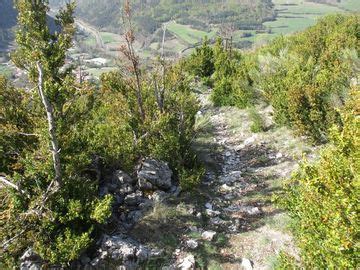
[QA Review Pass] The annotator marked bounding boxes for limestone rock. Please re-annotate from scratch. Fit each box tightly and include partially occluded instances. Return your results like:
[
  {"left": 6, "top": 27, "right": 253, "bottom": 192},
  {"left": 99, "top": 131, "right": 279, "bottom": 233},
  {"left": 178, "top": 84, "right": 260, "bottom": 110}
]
[
  {"left": 124, "top": 190, "right": 143, "bottom": 206},
  {"left": 137, "top": 159, "right": 173, "bottom": 190},
  {"left": 92, "top": 234, "right": 150, "bottom": 269},
  {"left": 185, "top": 239, "right": 198, "bottom": 250},
  {"left": 177, "top": 254, "right": 195, "bottom": 270},
  {"left": 20, "top": 249, "right": 42, "bottom": 270},
  {"left": 241, "top": 258, "right": 253, "bottom": 270},
  {"left": 201, "top": 231, "right": 217, "bottom": 241},
  {"left": 113, "top": 170, "right": 135, "bottom": 185}
]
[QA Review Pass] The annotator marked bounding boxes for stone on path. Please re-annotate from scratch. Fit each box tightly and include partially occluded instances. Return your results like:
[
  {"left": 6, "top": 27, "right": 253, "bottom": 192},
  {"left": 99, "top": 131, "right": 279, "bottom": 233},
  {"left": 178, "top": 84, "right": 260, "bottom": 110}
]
[
  {"left": 241, "top": 258, "right": 253, "bottom": 270},
  {"left": 202, "top": 231, "right": 217, "bottom": 241},
  {"left": 177, "top": 254, "right": 195, "bottom": 270},
  {"left": 205, "top": 202, "right": 213, "bottom": 210},
  {"left": 185, "top": 239, "right": 198, "bottom": 250}
]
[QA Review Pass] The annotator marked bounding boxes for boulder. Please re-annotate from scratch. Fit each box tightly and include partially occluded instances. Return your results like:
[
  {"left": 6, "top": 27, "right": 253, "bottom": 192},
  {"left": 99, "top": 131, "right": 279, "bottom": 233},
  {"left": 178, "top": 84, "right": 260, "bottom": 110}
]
[
  {"left": 100, "top": 170, "right": 135, "bottom": 197},
  {"left": 20, "top": 249, "right": 42, "bottom": 270},
  {"left": 201, "top": 231, "right": 217, "bottom": 241},
  {"left": 241, "top": 258, "right": 253, "bottom": 270},
  {"left": 177, "top": 254, "right": 195, "bottom": 270},
  {"left": 113, "top": 170, "right": 135, "bottom": 185},
  {"left": 185, "top": 239, "right": 198, "bottom": 250},
  {"left": 138, "top": 178, "right": 154, "bottom": 190},
  {"left": 127, "top": 210, "right": 143, "bottom": 223},
  {"left": 124, "top": 190, "right": 143, "bottom": 206},
  {"left": 91, "top": 234, "right": 151, "bottom": 269},
  {"left": 137, "top": 159, "right": 172, "bottom": 190},
  {"left": 119, "top": 184, "right": 135, "bottom": 195}
]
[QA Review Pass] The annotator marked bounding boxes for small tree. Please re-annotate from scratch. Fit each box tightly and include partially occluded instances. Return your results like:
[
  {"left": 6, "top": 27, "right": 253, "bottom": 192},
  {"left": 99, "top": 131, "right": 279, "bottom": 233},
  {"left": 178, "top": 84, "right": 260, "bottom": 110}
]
[
  {"left": 120, "top": 0, "right": 146, "bottom": 122},
  {"left": 0, "top": 1, "right": 112, "bottom": 266},
  {"left": 187, "top": 36, "right": 214, "bottom": 78}
]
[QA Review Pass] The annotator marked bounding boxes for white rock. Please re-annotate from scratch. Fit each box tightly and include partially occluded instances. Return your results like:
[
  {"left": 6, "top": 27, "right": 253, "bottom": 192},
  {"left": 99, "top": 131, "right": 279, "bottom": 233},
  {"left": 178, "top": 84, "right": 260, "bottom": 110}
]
[
  {"left": 224, "top": 193, "right": 235, "bottom": 200},
  {"left": 225, "top": 151, "right": 231, "bottom": 157},
  {"left": 185, "top": 239, "right": 198, "bottom": 250},
  {"left": 177, "top": 254, "right": 195, "bottom": 270},
  {"left": 276, "top": 152, "right": 283, "bottom": 159},
  {"left": 188, "top": 226, "right": 199, "bottom": 232},
  {"left": 247, "top": 207, "right": 261, "bottom": 215},
  {"left": 244, "top": 135, "right": 257, "bottom": 146},
  {"left": 205, "top": 202, "right": 213, "bottom": 210},
  {"left": 220, "top": 184, "right": 233, "bottom": 192},
  {"left": 201, "top": 231, "right": 217, "bottom": 241},
  {"left": 210, "top": 217, "right": 226, "bottom": 225},
  {"left": 206, "top": 209, "right": 221, "bottom": 217},
  {"left": 241, "top": 258, "right": 253, "bottom": 270}
]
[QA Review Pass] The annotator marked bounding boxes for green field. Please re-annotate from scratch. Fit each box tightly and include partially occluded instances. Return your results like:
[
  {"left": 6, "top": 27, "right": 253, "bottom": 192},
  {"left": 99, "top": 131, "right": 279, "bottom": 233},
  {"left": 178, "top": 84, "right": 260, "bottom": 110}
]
[
  {"left": 265, "top": 0, "right": 344, "bottom": 34},
  {"left": 100, "top": 32, "right": 121, "bottom": 44},
  {"left": 86, "top": 67, "right": 116, "bottom": 78},
  {"left": 232, "top": 0, "right": 357, "bottom": 47},
  {"left": 83, "top": 36, "right": 97, "bottom": 47},
  {"left": 167, "top": 22, "right": 217, "bottom": 45},
  {"left": 340, "top": 0, "right": 360, "bottom": 11}
]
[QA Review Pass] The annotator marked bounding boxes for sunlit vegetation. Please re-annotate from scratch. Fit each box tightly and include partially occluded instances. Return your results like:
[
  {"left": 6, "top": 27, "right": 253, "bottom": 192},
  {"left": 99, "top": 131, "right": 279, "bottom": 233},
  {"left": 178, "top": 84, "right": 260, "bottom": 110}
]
[{"left": 0, "top": 1, "right": 202, "bottom": 267}]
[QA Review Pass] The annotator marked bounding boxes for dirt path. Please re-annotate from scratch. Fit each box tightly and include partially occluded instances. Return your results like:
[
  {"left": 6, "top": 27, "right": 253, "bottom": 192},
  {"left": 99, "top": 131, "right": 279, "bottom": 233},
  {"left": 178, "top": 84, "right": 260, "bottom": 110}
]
[
  {"left": 191, "top": 86, "right": 318, "bottom": 269},
  {"left": 130, "top": 86, "right": 316, "bottom": 269}
]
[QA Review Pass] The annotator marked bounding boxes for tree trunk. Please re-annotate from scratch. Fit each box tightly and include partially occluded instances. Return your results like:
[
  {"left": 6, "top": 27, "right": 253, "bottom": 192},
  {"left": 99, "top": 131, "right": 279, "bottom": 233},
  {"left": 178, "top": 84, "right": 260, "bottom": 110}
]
[{"left": 36, "top": 62, "right": 62, "bottom": 187}]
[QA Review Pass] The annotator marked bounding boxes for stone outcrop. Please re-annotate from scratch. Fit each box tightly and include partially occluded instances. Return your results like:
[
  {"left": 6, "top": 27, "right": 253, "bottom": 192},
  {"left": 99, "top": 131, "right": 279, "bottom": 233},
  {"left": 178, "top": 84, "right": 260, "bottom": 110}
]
[{"left": 137, "top": 159, "right": 173, "bottom": 191}]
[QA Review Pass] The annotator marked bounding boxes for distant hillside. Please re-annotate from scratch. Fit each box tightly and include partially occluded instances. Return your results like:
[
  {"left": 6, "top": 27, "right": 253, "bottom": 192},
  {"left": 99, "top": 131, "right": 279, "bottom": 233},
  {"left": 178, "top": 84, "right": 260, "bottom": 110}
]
[
  {"left": 0, "top": 0, "right": 61, "bottom": 51},
  {"left": 74, "top": 0, "right": 276, "bottom": 34},
  {"left": 0, "top": 0, "right": 17, "bottom": 50}
]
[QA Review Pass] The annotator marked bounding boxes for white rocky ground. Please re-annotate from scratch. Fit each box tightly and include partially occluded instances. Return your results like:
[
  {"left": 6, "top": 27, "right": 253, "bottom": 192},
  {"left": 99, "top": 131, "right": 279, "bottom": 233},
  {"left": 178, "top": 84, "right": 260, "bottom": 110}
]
[
  {"left": 169, "top": 86, "right": 317, "bottom": 269},
  {"left": 126, "top": 85, "right": 319, "bottom": 269}
]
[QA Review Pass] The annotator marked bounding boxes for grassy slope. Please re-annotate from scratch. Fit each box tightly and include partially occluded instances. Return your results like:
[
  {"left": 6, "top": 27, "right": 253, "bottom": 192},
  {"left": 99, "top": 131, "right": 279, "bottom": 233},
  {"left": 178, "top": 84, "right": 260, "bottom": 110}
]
[
  {"left": 167, "top": 22, "right": 218, "bottom": 45},
  {"left": 233, "top": 0, "right": 357, "bottom": 46}
]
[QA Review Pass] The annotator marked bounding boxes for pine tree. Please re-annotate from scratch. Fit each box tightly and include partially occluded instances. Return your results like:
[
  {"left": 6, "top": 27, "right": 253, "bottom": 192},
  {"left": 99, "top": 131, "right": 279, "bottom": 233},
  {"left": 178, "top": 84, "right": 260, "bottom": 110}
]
[{"left": 0, "top": 1, "right": 112, "bottom": 266}]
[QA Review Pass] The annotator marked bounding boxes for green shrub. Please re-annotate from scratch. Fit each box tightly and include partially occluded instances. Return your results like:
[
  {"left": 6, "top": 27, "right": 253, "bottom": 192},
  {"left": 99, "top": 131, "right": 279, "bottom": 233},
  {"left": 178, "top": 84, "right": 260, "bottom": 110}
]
[
  {"left": 276, "top": 92, "right": 359, "bottom": 268},
  {"left": 210, "top": 38, "right": 255, "bottom": 108},
  {"left": 186, "top": 37, "right": 214, "bottom": 78},
  {"left": 271, "top": 251, "right": 299, "bottom": 270},
  {"left": 0, "top": 2, "right": 203, "bottom": 267},
  {"left": 248, "top": 107, "right": 265, "bottom": 133},
  {"left": 256, "top": 14, "right": 359, "bottom": 142},
  {"left": 211, "top": 76, "right": 234, "bottom": 106}
]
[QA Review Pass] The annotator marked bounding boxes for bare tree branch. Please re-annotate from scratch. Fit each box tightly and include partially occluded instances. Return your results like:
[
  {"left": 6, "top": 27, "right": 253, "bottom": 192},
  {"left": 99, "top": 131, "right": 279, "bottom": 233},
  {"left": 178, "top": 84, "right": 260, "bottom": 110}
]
[
  {"left": 0, "top": 176, "right": 21, "bottom": 191},
  {"left": 0, "top": 176, "right": 28, "bottom": 197},
  {"left": 121, "top": 0, "right": 146, "bottom": 122},
  {"left": 36, "top": 62, "right": 62, "bottom": 187}
]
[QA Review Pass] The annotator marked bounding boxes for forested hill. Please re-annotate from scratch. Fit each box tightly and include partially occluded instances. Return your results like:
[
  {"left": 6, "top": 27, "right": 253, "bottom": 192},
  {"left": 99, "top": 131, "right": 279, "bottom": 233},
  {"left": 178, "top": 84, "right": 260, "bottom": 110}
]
[
  {"left": 0, "top": 0, "right": 61, "bottom": 50},
  {"left": 0, "top": 0, "right": 17, "bottom": 49},
  {"left": 73, "top": 0, "right": 276, "bottom": 34}
]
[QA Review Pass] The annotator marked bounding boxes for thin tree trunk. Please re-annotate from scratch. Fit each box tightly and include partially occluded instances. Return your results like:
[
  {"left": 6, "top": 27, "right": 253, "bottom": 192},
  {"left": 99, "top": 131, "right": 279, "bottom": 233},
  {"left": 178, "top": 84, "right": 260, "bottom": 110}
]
[
  {"left": 0, "top": 176, "right": 22, "bottom": 193},
  {"left": 36, "top": 62, "right": 62, "bottom": 187}
]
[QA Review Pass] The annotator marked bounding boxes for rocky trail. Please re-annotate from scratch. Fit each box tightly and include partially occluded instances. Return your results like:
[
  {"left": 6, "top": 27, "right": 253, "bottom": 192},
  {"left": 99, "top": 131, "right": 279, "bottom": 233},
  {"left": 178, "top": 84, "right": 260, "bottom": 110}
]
[
  {"left": 130, "top": 86, "right": 317, "bottom": 269},
  {"left": 21, "top": 86, "right": 317, "bottom": 270}
]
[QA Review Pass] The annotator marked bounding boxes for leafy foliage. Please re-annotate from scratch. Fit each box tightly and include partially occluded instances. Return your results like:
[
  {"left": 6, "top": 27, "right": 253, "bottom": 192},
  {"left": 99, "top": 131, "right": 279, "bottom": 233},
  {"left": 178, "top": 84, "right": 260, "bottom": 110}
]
[
  {"left": 186, "top": 37, "right": 214, "bottom": 79},
  {"left": 256, "top": 14, "right": 359, "bottom": 142},
  {"left": 248, "top": 107, "right": 266, "bottom": 133},
  {"left": 209, "top": 14, "right": 359, "bottom": 142},
  {"left": 0, "top": 1, "right": 202, "bottom": 267},
  {"left": 276, "top": 90, "right": 359, "bottom": 268}
]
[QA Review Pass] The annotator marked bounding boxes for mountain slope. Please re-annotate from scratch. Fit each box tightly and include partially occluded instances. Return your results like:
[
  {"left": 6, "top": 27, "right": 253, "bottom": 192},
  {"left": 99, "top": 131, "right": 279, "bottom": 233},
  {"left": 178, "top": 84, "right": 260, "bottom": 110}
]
[
  {"left": 0, "top": 0, "right": 17, "bottom": 49},
  {"left": 0, "top": 0, "right": 61, "bottom": 51},
  {"left": 74, "top": 0, "right": 276, "bottom": 34}
]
